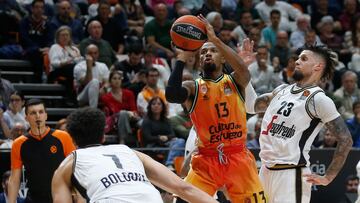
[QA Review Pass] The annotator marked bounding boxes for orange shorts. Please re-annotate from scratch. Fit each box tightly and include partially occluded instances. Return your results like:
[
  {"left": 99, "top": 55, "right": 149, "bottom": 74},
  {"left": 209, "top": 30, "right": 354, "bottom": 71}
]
[{"left": 185, "top": 146, "right": 266, "bottom": 203}]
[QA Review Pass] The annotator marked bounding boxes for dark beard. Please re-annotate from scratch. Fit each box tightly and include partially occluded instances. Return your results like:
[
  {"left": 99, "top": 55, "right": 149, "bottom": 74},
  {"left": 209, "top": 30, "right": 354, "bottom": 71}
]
[
  {"left": 292, "top": 70, "right": 304, "bottom": 81},
  {"left": 203, "top": 63, "right": 216, "bottom": 75}
]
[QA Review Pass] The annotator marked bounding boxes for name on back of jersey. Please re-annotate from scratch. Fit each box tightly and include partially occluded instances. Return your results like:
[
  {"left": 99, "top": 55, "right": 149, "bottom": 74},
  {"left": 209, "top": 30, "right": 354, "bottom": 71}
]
[{"left": 100, "top": 171, "right": 148, "bottom": 188}]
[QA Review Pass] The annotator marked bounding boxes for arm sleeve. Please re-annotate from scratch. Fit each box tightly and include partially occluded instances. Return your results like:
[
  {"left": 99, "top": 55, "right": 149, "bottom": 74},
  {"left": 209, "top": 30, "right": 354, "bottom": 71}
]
[
  {"left": 312, "top": 92, "right": 341, "bottom": 123},
  {"left": 165, "top": 60, "right": 189, "bottom": 103},
  {"left": 11, "top": 137, "right": 26, "bottom": 169},
  {"left": 244, "top": 82, "right": 257, "bottom": 114}
]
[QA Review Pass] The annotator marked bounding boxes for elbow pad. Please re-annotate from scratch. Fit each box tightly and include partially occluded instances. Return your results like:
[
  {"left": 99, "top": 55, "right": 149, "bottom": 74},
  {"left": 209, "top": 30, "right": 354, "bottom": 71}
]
[{"left": 165, "top": 86, "right": 188, "bottom": 103}]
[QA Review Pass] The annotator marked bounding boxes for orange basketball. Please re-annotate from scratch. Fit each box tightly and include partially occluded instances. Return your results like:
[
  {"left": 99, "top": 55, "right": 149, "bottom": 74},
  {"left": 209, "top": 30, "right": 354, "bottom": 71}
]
[{"left": 170, "top": 15, "right": 207, "bottom": 51}]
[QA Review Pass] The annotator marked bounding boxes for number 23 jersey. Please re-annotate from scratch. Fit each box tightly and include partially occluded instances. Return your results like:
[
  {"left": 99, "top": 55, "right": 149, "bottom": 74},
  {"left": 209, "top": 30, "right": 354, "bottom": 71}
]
[
  {"left": 259, "top": 84, "right": 340, "bottom": 167},
  {"left": 72, "top": 145, "right": 162, "bottom": 203}
]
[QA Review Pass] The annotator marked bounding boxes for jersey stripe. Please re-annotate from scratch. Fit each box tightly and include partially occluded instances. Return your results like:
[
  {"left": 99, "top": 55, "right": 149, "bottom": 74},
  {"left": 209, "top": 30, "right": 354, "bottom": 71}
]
[
  {"left": 298, "top": 118, "right": 321, "bottom": 165},
  {"left": 228, "top": 74, "right": 245, "bottom": 102},
  {"left": 305, "top": 90, "right": 324, "bottom": 119},
  {"left": 188, "top": 80, "right": 199, "bottom": 113}
]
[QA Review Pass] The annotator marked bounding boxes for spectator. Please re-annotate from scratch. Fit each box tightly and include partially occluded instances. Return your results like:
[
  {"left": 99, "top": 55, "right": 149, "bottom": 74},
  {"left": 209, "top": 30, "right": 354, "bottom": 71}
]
[
  {"left": 19, "top": 0, "right": 52, "bottom": 82},
  {"left": 0, "top": 71, "right": 15, "bottom": 109},
  {"left": 0, "top": 171, "right": 24, "bottom": 203},
  {"left": 339, "top": 175, "right": 359, "bottom": 203},
  {"left": 48, "top": 26, "right": 82, "bottom": 101},
  {"left": 303, "top": 29, "right": 323, "bottom": 47},
  {"left": 219, "top": 25, "right": 237, "bottom": 51},
  {"left": 339, "top": 0, "right": 360, "bottom": 32},
  {"left": 261, "top": 9, "right": 281, "bottom": 50},
  {"left": 74, "top": 44, "right": 109, "bottom": 108},
  {"left": 255, "top": 0, "right": 302, "bottom": 32},
  {"left": 183, "top": 54, "right": 200, "bottom": 80},
  {"left": 270, "top": 31, "right": 291, "bottom": 69},
  {"left": 113, "top": 44, "right": 146, "bottom": 89},
  {"left": 169, "top": 105, "right": 193, "bottom": 141},
  {"left": 100, "top": 70, "right": 139, "bottom": 145},
  {"left": 318, "top": 127, "right": 337, "bottom": 148},
  {"left": 0, "top": 122, "right": 26, "bottom": 149},
  {"left": 141, "top": 96, "right": 185, "bottom": 170},
  {"left": 54, "top": 118, "right": 67, "bottom": 131},
  {"left": 318, "top": 16, "right": 345, "bottom": 55},
  {"left": 137, "top": 68, "right": 167, "bottom": 117},
  {"left": 49, "top": 0, "right": 83, "bottom": 44},
  {"left": 248, "top": 45, "right": 278, "bottom": 94},
  {"left": 346, "top": 100, "right": 360, "bottom": 148},
  {"left": 79, "top": 20, "right": 118, "bottom": 68},
  {"left": 310, "top": 0, "right": 341, "bottom": 33},
  {"left": 232, "top": 11, "right": 254, "bottom": 45},
  {"left": 196, "top": 0, "right": 236, "bottom": 26},
  {"left": 289, "top": 15, "right": 322, "bottom": 50},
  {"left": 334, "top": 71, "right": 360, "bottom": 120},
  {"left": 142, "top": 45, "right": 171, "bottom": 90},
  {"left": 246, "top": 116, "right": 262, "bottom": 149},
  {"left": 3, "top": 91, "right": 29, "bottom": 131},
  {"left": 8, "top": 99, "right": 75, "bottom": 203},
  {"left": 87, "top": 1, "right": 126, "bottom": 54},
  {"left": 182, "top": 0, "right": 203, "bottom": 14},
  {"left": 206, "top": 11, "right": 223, "bottom": 35},
  {"left": 234, "top": 0, "right": 260, "bottom": 22},
  {"left": 248, "top": 27, "right": 262, "bottom": 49},
  {"left": 344, "top": 15, "right": 360, "bottom": 58},
  {"left": 281, "top": 54, "right": 297, "bottom": 84},
  {"left": 121, "top": 0, "right": 145, "bottom": 37},
  {"left": 144, "top": 3, "right": 174, "bottom": 60}
]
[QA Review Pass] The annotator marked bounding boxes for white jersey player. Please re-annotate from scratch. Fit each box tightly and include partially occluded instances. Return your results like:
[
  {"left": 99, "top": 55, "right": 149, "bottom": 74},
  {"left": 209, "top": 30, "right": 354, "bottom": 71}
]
[
  {"left": 51, "top": 107, "right": 218, "bottom": 203},
  {"left": 254, "top": 46, "right": 353, "bottom": 203},
  {"left": 72, "top": 144, "right": 163, "bottom": 202}
]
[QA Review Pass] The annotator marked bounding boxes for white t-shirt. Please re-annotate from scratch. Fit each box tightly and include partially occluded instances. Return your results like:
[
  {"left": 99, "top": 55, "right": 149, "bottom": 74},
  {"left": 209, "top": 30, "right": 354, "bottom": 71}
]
[
  {"left": 73, "top": 145, "right": 163, "bottom": 203},
  {"left": 259, "top": 84, "right": 340, "bottom": 167},
  {"left": 73, "top": 61, "right": 109, "bottom": 89}
]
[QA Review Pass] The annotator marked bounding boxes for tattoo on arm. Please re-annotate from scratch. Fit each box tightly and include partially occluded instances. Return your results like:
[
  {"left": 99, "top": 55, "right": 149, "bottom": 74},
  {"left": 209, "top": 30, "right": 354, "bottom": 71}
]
[
  {"left": 254, "top": 93, "right": 272, "bottom": 113},
  {"left": 324, "top": 117, "right": 353, "bottom": 182}
]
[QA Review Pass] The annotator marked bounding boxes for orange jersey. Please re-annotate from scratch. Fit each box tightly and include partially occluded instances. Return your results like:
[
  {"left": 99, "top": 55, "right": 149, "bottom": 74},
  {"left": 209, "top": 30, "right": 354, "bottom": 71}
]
[{"left": 189, "top": 74, "right": 247, "bottom": 149}]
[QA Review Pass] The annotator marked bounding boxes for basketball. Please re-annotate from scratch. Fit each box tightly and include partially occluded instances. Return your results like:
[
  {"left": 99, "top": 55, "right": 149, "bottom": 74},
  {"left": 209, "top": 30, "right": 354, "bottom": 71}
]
[{"left": 170, "top": 15, "right": 207, "bottom": 51}]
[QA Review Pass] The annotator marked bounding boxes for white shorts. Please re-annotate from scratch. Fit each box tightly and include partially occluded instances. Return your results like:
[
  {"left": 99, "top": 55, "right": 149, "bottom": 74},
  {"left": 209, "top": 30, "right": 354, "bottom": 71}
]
[{"left": 259, "top": 165, "right": 312, "bottom": 203}]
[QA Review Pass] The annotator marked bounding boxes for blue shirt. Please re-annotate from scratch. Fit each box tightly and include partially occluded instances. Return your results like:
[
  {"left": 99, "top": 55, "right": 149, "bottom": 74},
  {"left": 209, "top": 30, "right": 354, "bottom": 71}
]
[{"left": 346, "top": 117, "right": 360, "bottom": 148}]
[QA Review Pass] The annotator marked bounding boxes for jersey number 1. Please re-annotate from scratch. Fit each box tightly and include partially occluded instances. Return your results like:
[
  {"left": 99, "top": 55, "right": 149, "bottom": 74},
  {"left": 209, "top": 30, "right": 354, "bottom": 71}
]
[{"left": 103, "top": 154, "right": 123, "bottom": 169}]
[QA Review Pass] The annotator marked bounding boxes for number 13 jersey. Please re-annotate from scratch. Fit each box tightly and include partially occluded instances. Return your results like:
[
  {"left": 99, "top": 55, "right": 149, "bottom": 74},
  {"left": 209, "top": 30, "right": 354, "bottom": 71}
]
[
  {"left": 259, "top": 84, "right": 340, "bottom": 167},
  {"left": 189, "top": 74, "right": 247, "bottom": 149},
  {"left": 72, "top": 145, "right": 163, "bottom": 203}
]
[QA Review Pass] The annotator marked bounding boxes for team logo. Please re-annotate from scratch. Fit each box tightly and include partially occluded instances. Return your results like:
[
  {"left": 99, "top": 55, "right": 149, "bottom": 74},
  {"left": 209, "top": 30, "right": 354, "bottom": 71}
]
[
  {"left": 200, "top": 84, "right": 207, "bottom": 94},
  {"left": 224, "top": 82, "right": 232, "bottom": 95},
  {"left": 244, "top": 197, "right": 251, "bottom": 203},
  {"left": 299, "top": 90, "right": 310, "bottom": 100},
  {"left": 50, "top": 145, "right": 57, "bottom": 154}
]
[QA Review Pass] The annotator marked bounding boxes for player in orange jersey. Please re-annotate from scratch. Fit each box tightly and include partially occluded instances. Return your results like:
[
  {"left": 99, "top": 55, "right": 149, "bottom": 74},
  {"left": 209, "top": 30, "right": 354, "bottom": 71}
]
[{"left": 166, "top": 15, "right": 266, "bottom": 203}]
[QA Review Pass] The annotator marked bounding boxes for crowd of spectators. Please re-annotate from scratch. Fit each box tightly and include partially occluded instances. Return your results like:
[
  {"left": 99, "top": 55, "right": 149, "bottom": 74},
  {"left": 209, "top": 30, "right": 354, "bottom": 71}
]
[{"left": 1, "top": 0, "right": 360, "bottom": 182}]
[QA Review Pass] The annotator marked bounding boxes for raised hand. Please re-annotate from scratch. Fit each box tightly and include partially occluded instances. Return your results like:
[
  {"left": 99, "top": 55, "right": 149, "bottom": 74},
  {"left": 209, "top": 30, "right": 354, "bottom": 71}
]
[
  {"left": 237, "top": 38, "right": 256, "bottom": 67},
  {"left": 303, "top": 173, "right": 332, "bottom": 186},
  {"left": 197, "top": 14, "right": 217, "bottom": 42}
]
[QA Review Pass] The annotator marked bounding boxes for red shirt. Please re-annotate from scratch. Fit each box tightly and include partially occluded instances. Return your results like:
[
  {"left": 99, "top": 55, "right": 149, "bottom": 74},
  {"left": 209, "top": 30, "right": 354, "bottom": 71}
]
[{"left": 100, "top": 88, "right": 137, "bottom": 115}]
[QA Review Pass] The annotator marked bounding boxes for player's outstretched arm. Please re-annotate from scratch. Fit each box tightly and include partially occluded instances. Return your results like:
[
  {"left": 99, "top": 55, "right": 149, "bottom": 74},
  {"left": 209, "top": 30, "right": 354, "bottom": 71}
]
[
  {"left": 134, "top": 151, "right": 218, "bottom": 203},
  {"left": 166, "top": 49, "right": 195, "bottom": 104},
  {"left": 304, "top": 117, "right": 353, "bottom": 186},
  {"left": 52, "top": 154, "right": 74, "bottom": 203},
  {"left": 197, "top": 14, "right": 251, "bottom": 89},
  {"left": 254, "top": 84, "right": 288, "bottom": 113}
]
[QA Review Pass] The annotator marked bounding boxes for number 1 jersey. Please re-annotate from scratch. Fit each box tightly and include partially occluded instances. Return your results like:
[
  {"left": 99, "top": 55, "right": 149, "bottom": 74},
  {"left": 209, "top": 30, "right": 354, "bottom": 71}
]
[{"left": 72, "top": 145, "right": 163, "bottom": 203}]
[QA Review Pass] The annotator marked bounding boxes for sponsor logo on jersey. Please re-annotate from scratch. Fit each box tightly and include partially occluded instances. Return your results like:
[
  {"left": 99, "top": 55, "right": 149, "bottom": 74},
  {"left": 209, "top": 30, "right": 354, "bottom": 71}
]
[
  {"left": 300, "top": 90, "right": 310, "bottom": 100},
  {"left": 209, "top": 122, "right": 243, "bottom": 143},
  {"left": 262, "top": 115, "right": 296, "bottom": 139},
  {"left": 223, "top": 82, "right": 232, "bottom": 95},
  {"left": 100, "top": 172, "right": 148, "bottom": 188}
]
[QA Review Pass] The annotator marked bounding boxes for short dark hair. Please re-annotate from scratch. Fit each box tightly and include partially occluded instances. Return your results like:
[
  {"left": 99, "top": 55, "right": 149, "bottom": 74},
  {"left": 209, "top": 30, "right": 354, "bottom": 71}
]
[
  {"left": 31, "top": 0, "right": 44, "bottom": 7},
  {"left": 66, "top": 107, "right": 105, "bottom": 147},
  {"left": 301, "top": 45, "right": 336, "bottom": 81},
  {"left": 2, "top": 171, "right": 10, "bottom": 185},
  {"left": 25, "top": 99, "right": 46, "bottom": 115},
  {"left": 146, "top": 68, "right": 160, "bottom": 77},
  {"left": 353, "top": 100, "right": 360, "bottom": 110},
  {"left": 10, "top": 90, "right": 25, "bottom": 101},
  {"left": 345, "top": 174, "right": 359, "bottom": 183},
  {"left": 270, "top": 9, "right": 281, "bottom": 17}
]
